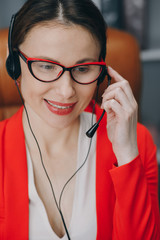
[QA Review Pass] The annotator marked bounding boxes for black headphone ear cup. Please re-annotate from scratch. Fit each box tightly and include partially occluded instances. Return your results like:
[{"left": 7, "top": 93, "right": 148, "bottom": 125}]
[{"left": 6, "top": 51, "right": 21, "bottom": 80}]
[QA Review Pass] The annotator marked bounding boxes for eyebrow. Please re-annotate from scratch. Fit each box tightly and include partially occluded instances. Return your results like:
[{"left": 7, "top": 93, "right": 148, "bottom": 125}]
[
  {"left": 33, "top": 56, "right": 98, "bottom": 64},
  {"left": 76, "top": 58, "right": 98, "bottom": 64}
]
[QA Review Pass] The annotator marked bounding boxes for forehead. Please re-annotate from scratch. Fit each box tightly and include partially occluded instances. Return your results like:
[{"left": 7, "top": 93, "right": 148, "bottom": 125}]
[{"left": 20, "top": 22, "right": 101, "bottom": 63}]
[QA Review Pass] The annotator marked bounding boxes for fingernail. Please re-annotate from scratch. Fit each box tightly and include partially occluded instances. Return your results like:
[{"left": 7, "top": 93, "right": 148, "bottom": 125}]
[{"left": 108, "top": 66, "right": 113, "bottom": 70}]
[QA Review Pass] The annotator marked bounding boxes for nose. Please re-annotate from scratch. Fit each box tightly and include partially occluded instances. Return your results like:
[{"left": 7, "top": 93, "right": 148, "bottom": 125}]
[{"left": 54, "top": 71, "right": 76, "bottom": 99}]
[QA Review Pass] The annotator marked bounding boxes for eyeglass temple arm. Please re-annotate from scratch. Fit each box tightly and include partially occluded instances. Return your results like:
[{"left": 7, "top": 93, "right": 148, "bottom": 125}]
[{"left": 17, "top": 50, "right": 27, "bottom": 63}]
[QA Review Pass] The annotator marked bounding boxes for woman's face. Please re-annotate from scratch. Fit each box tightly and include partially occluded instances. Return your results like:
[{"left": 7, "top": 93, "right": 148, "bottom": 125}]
[{"left": 19, "top": 22, "right": 101, "bottom": 129}]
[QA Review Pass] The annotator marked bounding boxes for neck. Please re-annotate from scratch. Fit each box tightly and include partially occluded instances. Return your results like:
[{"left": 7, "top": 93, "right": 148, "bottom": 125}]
[{"left": 22, "top": 104, "right": 80, "bottom": 156}]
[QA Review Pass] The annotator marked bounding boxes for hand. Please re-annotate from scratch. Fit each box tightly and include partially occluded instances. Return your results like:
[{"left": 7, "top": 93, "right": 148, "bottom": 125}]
[{"left": 101, "top": 66, "right": 139, "bottom": 166}]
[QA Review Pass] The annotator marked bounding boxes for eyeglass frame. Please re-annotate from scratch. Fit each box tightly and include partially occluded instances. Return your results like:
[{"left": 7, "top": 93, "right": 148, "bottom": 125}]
[{"left": 17, "top": 49, "right": 107, "bottom": 85}]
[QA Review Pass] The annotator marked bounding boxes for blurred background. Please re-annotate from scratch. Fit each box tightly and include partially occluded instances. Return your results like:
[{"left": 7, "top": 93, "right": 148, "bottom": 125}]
[
  {"left": 94, "top": 0, "right": 160, "bottom": 154},
  {"left": 0, "top": 0, "right": 160, "bottom": 196},
  {"left": 93, "top": 0, "right": 160, "bottom": 200}
]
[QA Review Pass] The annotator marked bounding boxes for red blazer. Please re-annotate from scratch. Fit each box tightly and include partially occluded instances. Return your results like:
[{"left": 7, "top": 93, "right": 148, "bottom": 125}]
[{"left": 0, "top": 103, "right": 160, "bottom": 240}]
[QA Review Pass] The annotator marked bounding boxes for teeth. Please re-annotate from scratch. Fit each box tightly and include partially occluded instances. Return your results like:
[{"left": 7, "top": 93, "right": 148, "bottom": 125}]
[{"left": 46, "top": 100, "right": 72, "bottom": 109}]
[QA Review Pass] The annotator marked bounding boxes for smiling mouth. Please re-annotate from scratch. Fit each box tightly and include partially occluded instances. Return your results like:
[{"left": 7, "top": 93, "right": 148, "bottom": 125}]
[{"left": 45, "top": 99, "right": 74, "bottom": 109}]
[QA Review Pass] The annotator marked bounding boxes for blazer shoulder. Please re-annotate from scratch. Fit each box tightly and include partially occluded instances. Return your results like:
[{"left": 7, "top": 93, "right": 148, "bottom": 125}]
[{"left": 0, "top": 107, "right": 23, "bottom": 140}]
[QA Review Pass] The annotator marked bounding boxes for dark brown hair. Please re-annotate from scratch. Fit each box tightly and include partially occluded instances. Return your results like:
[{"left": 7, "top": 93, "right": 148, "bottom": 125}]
[{"left": 13, "top": 0, "right": 107, "bottom": 60}]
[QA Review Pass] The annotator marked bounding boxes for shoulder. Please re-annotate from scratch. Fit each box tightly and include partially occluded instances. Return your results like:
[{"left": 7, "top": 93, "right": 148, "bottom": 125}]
[
  {"left": 0, "top": 107, "right": 23, "bottom": 140},
  {"left": 0, "top": 107, "right": 25, "bottom": 172}
]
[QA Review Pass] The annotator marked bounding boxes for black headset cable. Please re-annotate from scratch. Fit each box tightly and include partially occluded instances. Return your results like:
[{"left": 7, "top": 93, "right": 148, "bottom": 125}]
[{"left": 14, "top": 80, "right": 98, "bottom": 240}]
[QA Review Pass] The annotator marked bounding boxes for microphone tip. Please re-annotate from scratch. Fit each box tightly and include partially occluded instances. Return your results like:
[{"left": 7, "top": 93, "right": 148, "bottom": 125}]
[{"left": 86, "top": 123, "right": 99, "bottom": 138}]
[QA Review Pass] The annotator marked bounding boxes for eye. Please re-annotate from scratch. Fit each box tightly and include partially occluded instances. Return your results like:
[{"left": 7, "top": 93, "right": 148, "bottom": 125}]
[
  {"left": 38, "top": 62, "right": 54, "bottom": 70},
  {"left": 32, "top": 61, "right": 60, "bottom": 74},
  {"left": 42, "top": 65, "right": 53, "bottom": 70},
  {"left": 74, "top": 66, "right": 90, "bottom": 73}
]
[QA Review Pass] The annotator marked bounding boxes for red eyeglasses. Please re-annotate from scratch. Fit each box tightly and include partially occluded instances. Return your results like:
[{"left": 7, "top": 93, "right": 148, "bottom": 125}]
[{"left": 17, "top": 50, "right": 106, "bottom": 85}]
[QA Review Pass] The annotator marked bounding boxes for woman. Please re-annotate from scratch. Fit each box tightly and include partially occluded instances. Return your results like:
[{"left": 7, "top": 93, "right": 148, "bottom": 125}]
[{"left": 0, "top": 0, "right": 159, "bottom": 239}]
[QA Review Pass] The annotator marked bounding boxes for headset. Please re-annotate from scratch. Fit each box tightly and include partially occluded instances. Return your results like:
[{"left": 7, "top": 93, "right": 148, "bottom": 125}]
[
  {"left": 6, "top": 14, "right": 21, "bottom": 81},
  {"left": 6, "top": 13, "right": 111, "bottom": 138}
]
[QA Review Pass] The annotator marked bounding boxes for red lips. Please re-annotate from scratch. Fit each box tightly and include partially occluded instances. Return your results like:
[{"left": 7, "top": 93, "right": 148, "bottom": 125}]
[{"left": 44, "top": 99, "right": 77, "bottom": 115}]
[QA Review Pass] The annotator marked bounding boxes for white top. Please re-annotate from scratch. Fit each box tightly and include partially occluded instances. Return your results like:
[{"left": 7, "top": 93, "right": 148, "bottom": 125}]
[{"left": 26, "top": 112, "right": 97, "bottom": 240}]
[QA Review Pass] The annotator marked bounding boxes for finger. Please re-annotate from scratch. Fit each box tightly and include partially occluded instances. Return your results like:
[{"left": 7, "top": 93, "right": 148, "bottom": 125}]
[
  {"left": 104, "top": 67, "right": 137, "bottom": 105},
  {"left": 103, "top": 99, "right": 124, "bottom": 118},
  {"left": 103, "top": 98, "right": 138, "bottom": 128},
  {"left": 102, "top": 86, "right": 134, "bottom": 112},
  {"left": 107, "top": 66, "right": 124, "bottom": 83},
  {"left": 103, "top": 82, "right": 138, "bottom": 110},
  {"left": 105, "top": 80, "right": 135, "bottom": 103}
]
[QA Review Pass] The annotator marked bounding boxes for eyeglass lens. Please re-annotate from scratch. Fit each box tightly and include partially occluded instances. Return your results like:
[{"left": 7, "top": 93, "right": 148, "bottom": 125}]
[{"left": 31, "top": 61, "right": 103, "bottom": 83}]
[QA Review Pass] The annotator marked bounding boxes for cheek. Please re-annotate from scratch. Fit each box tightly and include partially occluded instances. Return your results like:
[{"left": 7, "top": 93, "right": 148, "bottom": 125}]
[
  {"left": 20, "top": 61, "right": 46, "bottom": 100},
  {"left": 20, "top": 74, "right": 45, "bottom": 104},
  {"left": 20, "top": 63, "right": 32, "bottom": 98},
  {"left": 78, "top": 83, "right": 97, "bottom": 105}
]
